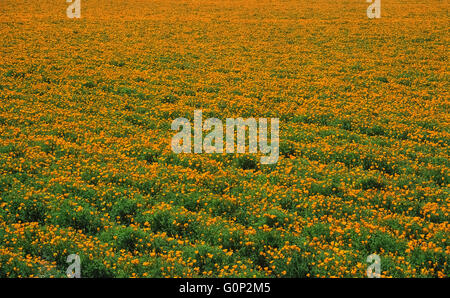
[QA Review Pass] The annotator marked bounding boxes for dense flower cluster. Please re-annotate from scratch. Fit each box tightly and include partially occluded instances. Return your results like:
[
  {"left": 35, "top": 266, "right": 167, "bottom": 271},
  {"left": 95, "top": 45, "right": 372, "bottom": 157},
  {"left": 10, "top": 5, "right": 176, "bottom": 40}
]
[{"left": 0, "top": 0, "right": 448, "bottom": 277}]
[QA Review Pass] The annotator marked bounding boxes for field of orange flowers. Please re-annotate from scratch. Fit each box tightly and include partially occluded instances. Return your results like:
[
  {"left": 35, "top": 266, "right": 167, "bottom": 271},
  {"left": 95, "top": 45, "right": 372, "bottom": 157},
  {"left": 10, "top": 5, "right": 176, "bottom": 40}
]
[{"left": 0, "top": 0, "right": 448, "bottom": 278}]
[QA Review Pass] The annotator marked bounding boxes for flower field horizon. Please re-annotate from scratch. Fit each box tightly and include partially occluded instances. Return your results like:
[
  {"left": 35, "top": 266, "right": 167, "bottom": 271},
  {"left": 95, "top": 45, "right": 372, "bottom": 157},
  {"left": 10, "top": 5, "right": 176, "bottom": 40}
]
[{"left": 0, "top": 0, "right": 448, "bottom": 278}]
